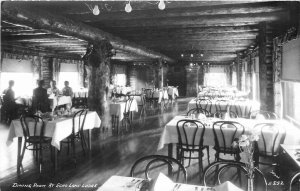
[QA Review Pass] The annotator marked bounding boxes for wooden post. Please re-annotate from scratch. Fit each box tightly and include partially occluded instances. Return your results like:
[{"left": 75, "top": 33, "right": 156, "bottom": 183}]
[
  {"left": 84, "top": 41, "right": 113, "bottom": 130},
  {"left": 258, "top": 22, "right": 274, "bottom": 111}
]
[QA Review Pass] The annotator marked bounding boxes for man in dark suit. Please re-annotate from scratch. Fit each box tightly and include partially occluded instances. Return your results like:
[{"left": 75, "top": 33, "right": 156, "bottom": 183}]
[
  {"left": 2, "top": 80, "right": 18, "bottom": 123},
  {"left": 32, "top": 80, "right": 50, "bottom": 113}
]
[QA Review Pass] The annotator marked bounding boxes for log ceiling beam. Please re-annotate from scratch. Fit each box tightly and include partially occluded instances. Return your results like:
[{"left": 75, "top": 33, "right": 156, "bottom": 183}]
[
  {"left": 1, "top": 2, "right": 174, "bottom": 62},
  {"left": 1, "top": 43, "right": 82, "bottom": 59},
  {"left": 90, "top": 12, "right": 288, "bottom": 28},
  {"left": 104, "top": 26, "right": 260, "bottom": 34},
  {"left": 70, "top": 3, "right": 286, "bottom": 22},
  {"left": 122, "top": 33, "right": 258, "bottom": 41}
]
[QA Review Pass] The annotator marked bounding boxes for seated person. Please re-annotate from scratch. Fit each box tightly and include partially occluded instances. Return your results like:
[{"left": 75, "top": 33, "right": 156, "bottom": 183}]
[
  {"left": 2, "top": 80, "right": 19, "bottom": 122},
  {"left": 32, "top": 80, "right": 50, "bottom": 113},
  {"left": 47, "top": 80, "right": 59, "bottom": 96},
  {"left": 62, "top": 81, "right": 73, "bottom": 97}
]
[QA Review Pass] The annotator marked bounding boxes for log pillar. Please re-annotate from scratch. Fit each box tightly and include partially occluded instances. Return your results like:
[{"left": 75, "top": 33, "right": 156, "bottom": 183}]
[
  {"left": 185, "top": 65, "right": 200, "bottom": 97},
  {"left": 258, "top": 22, "right": 274, "bottom": 111},
  {"left": 84, "top": 41, "right": 113, "bottom": 130}
]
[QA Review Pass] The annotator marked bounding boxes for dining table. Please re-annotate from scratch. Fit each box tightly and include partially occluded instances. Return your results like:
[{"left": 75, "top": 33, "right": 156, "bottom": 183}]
[
  {"left": 97, "top": 175, "right": 243, "bottom": 191},
  {"left": 109, "top": 99, "right": 139, "bottom": 122},
  {"left": 97, "top": 175, "right": 216, "bottom": 191},
  {"left": 158, "top": 115, "right": 300, "bottom": 161},
  {"left": 49, "top": 95, "right": 73, "bottom": 111},
  {"left": 167, "top": 86, "right": 179, "bottom": 100},
  {"left": 6, "top": 111, "right": 101, "bottom": 172}
]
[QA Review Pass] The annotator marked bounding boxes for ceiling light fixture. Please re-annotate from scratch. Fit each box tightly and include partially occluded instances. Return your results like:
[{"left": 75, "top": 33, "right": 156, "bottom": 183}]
[
  {"left": 158, "top": 0, "right": 165, "bottom": 10},
  {"left": 92, "top": 5, "right": 100, "bottom": 15},
  {"left": 125, "top": 1, "right": 132, "bottom": 13}
]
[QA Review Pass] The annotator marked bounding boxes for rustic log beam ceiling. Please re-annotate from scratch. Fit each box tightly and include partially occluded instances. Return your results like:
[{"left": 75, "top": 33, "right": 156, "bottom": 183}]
[
  {"left": 1, "top": 1, "right": 294, "bottom": 64},
  {"left": 1, "top": 2, "right": 173, "bottom": 62}
]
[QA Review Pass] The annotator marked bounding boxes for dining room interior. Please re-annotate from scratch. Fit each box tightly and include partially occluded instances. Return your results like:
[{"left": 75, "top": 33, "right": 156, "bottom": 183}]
[{"left": 0, "top": 1, "right": 300, "bottom": 191}]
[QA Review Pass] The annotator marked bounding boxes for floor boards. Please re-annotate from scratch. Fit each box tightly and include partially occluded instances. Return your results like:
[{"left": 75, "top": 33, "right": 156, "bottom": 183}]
[{"left": 0, "top": 98, "right": 297, "bottom": 191}]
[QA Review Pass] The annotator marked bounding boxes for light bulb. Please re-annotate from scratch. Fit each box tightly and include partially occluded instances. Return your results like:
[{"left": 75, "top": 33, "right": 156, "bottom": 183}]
[
  {"left": 93, "top": 5, "right": 100, "bottom": 15},
  {"left": 125, "top": 2, "right": 132, "bottom": 13},
  {"left": 181, "top": 54, "right": 184, "bottom": 57},
  {"left": 158, "top": 0, "right": 165, "bottom": 10},
  {"left": 191, "top": 54, "right": 194, "bottom": 58},
  {"left": 200, "top": 53, "right": 204, "bottom": 57}
]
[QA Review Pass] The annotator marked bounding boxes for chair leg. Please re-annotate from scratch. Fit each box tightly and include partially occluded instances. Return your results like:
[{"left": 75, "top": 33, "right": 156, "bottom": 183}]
[
  {"left": 80, "top": 132, "right": 87, "bottom": 154},
  {"left": 199, "top": 152, "right": 204, "bottom": 183},
  {"left": 39, "top": 144, "right": 43, "bottom": 173},
  {"left": 20, "top": 142, "right": 27, "bottom": 166},
  {"left": 206, "top": 146, "right": 210, "bottom": 165}
]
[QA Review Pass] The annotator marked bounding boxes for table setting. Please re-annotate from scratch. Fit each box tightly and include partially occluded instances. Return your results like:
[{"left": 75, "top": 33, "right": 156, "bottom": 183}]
[{"left": 97, "top": 173, "right": 243, "bottom": 191}]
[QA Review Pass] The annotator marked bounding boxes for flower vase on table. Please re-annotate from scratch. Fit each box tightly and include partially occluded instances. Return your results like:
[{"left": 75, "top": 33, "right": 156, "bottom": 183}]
[{"left": 233, "top": 133, "right": 259, "bottom": 191}]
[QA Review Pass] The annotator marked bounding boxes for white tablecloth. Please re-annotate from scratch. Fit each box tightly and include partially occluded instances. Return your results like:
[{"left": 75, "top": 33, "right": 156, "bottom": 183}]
[
  {"left": 97, "top": 176, "right": 214, "bottom": 191},
  {"left": 146, "top": 90, "right": 168, "bottom": 103},
  {"left": 167, "top": 87, "right": 179, "bottom": 99},
  {"left": 49, "top": 96, "right": 72, "bottom": 110},
  {"left": 73, "top": 89, "right": 88, "bottom": 98},
  {"left": 109, "top": 100, "right": 138, "bottom": 121},
  {"left": 6, "top": 111, "right": 101, "bottom": 150},
  {"left": 157, "top": 116, "right": 300, "bottom": 151},
  {"left": 187, "top": 99, "right": 260, "bottom": 117}
]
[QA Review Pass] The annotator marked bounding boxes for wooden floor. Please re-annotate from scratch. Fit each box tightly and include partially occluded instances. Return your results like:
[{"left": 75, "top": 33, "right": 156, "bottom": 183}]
[{"left": 0, "top": 98, "right": 297, "bottom": 191}]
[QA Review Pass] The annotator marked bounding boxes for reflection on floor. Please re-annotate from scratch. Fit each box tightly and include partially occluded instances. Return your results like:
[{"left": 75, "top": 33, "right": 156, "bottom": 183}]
[{"left": 0, "top": 98, "right": 297, "bottom": 191}]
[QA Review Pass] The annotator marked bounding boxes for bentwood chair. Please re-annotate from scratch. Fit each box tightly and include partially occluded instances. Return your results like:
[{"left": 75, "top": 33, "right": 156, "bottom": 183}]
[
  {"left": 212, "top": 121, "right": 245, "bottom": 162},
  {"left": 288, "top": 172, "right": 300, "bottom": 191},
  {"left": 203, "top": 161, "right": 268, "bottom": 191},
  {"left": 196, "top": 99, "right": 212, "bottom": 114},
  {"left": 20, "top": 114, "right": 52, "bottom": 173},
  {"left": 122, "top": 96, "right": 134, "bottom": 130},
  {"left": 130, "top": 155, "right": 187, "bottom": 183},
  {"left": 250, "top": 110, "right": 279, "bottom": 120},
  {"left": 253, "top": 123, "right": 286, "bottom": 167},
  {"left": 176, "top": 119, "right": 209, "bottom": 182},
  {"left": 60, "top": 109, "right": 88, "bottom": 164},
  {"left": 187, "top": 108, "right": 211, "bottom": 117}
]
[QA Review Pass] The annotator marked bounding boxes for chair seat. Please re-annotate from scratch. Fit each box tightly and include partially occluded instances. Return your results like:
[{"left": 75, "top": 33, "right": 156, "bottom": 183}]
[
  {"left": 26, "top": 136, "right": 52, "bottom": 144},
  {"left": 214, "top": 146, "right": 240, "bottom": 155}
]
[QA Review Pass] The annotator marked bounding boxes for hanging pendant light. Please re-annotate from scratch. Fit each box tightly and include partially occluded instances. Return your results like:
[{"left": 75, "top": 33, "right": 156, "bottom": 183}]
[
  {"left": 92, "top": 5, "right": 100, "bottom": 15},
  {"left": 158, "top": 0, "right": 165, "bottom": 10},
  {"left": 125, "top": 1, "right": 132, "bottom": 13}
]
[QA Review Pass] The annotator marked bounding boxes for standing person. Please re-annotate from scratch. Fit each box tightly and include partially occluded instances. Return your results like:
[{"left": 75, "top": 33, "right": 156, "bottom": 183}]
[
  {"left": 2, "top": 80, "right": 18, "bottom": 122},
  {"left": 47, "top": 80, "right": 59, "bottom": 96},
  {"left": 32, "top": 80, "right": 49, "bottom": 113},
  {"left": 62, "top": 81, "right": 73, "bottom": 97}
]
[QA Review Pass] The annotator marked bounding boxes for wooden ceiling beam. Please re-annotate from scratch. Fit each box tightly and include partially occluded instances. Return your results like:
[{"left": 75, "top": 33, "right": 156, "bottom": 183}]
[
  {"left": 92, "top": 12, "right": 288, "bottom": 28},
  {"left": 102, "top": 25, "right": 259, "bottom": 33},
  {"left": 72, "top": 3, "right": 286, "bottom": 22},
  {"left": 1, "top": 43, "right": 82, "bottom": 59},
  {"left": 1, "top": 2, "right": 174, "bottom": 62},
  {"left": 117, "top": 32, "right": 258, "bottom": 38}
]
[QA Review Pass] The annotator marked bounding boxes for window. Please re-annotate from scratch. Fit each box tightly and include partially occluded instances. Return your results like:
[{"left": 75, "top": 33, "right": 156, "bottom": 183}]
[
  {"left": 58, "top": 72, "right": 80, "bottom": 91},
  {"left": 282, "top": 81, "right": 300, "bottom": 126},
  {"left": 58, "top": 63, "right": 81, "bottom": 91},
  {"left": 204, "top": 73, "right": 228, "bottom": 87},
  {"left": 115, "top": 74, "right": 126, "bottom": 87},
  {"left": 0, "top": 72, "right": 35, "bottom": 97}
]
